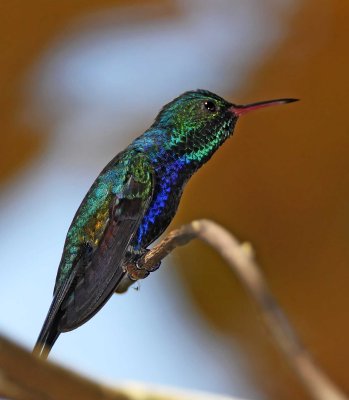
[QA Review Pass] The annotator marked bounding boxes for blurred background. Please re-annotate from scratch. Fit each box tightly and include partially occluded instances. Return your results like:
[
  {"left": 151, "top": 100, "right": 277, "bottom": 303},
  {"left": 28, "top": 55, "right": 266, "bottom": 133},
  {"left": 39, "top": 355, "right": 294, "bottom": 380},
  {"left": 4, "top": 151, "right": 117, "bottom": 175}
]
[{"left": 1, "top": 1, "right": 348, "bottom": 399}]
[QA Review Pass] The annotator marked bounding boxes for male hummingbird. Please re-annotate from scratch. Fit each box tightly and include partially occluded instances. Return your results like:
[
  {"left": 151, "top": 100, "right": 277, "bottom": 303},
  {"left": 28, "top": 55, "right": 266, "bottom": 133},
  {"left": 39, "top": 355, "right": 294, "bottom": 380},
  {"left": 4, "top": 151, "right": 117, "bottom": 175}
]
[{"left": 34, "top": 89, "right": 297, "bottom": 358}]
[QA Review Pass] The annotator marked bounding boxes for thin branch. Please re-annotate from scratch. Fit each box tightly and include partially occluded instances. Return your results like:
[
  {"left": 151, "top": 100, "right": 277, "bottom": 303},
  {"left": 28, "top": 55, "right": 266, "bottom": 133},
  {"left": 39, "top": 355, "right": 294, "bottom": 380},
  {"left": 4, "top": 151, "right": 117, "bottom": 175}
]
[
  {"left": 0, "top": 335, "right": 128, "bottom": 400},
  {"left": 1, "top": 220, "right": 346, "bottom": 400},
  {"left": 138, "top": 219, "right": 347, "bottom": 400},
  {"left": 0, "top": 335, "right": 241, "bottom": 400}
]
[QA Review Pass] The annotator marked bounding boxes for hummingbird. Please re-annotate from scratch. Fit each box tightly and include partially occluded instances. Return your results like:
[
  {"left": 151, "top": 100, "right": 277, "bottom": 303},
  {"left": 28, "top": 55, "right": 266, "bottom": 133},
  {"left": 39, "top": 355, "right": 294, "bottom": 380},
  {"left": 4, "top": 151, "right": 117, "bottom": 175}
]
[{"left": 33, "top": 89, "right": 297, "bottom": 359}]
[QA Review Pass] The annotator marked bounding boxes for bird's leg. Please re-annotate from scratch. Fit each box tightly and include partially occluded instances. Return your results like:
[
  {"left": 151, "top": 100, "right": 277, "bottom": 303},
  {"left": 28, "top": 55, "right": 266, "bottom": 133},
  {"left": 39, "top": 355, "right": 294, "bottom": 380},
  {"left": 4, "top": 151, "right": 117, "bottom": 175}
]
[
  {"left": 135, "top": 248, "right": 162, "bottom": 273},
  {"left": 115, "top": 248, "right": 161, "bottom": 294}
]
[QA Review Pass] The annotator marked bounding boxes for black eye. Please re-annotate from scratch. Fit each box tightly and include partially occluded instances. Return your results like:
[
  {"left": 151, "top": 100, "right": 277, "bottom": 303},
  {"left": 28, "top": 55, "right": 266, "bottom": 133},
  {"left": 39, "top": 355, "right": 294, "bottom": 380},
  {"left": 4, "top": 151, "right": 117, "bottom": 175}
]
[{"left": 203, "top": 100, "right": 217, "bottom": 112}]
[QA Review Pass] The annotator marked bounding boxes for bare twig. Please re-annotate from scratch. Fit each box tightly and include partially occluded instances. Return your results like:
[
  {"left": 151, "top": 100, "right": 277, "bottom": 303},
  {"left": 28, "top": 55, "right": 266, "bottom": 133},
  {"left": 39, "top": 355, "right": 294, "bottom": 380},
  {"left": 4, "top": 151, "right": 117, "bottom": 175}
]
[
  {"left": 0, "top": 335, "right": 242, "bottom": 400},
  {"left": 0, "top": 335, "right": 128, "bottom": 400},
  {"left": 1, "top": 220, "right": 346, "bottom": 400},
  {"left": 138, "top": 219, "right": 347, "bottom": 400}
]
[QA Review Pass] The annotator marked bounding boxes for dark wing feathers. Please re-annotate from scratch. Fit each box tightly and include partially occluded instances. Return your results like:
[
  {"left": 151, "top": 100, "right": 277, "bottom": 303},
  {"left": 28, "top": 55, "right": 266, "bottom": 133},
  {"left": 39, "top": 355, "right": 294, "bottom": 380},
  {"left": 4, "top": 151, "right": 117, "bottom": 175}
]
[
  {"left": 60, "top": 196, "right": 147, "bottom": 330},
  {"left": 34, "top": 155, "right": 154, "bottom": 358}
]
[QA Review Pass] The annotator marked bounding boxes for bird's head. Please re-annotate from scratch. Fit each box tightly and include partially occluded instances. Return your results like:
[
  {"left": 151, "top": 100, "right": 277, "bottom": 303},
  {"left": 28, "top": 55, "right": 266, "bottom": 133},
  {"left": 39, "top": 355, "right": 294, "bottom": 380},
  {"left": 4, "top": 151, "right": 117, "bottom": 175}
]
[{"left": 153, "top": 89, "right": 297, "bottom": 163}]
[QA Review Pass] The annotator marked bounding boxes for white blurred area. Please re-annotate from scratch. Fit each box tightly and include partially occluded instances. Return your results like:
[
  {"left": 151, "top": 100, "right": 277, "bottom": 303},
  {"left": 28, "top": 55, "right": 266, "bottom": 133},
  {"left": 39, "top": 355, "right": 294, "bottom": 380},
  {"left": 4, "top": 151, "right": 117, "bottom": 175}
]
[{"left": 0, "top": 1, "right": 298, "bottom": 398}]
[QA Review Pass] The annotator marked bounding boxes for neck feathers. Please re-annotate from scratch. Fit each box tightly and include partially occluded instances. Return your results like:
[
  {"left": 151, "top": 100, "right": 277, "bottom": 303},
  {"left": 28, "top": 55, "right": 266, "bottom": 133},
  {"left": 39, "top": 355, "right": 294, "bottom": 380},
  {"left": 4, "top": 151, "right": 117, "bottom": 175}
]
[{"left": 132, "top": 119, "right": 234, "bottom": 168}]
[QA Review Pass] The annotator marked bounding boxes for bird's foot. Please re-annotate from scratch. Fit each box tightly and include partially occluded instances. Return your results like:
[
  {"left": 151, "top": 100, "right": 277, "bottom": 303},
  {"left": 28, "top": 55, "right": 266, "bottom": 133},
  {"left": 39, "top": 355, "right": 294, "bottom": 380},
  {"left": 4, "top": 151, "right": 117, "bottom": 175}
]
[
  {"left": 131, "top": 248, "right": 161, "bottom": 277},
  {"left": 136, "top": 248, "right": 161, "bottom": 273},
  {"left": 115, "top": 249, "right": 161, "bottom": 294}
]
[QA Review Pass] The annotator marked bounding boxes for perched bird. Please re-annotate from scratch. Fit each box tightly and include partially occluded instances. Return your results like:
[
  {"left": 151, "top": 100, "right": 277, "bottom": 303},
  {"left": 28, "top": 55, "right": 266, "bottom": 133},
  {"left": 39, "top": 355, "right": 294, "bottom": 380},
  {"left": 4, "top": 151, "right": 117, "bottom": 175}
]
[{"left": 34, "top": 89, "right": 297, "bottom": 358}]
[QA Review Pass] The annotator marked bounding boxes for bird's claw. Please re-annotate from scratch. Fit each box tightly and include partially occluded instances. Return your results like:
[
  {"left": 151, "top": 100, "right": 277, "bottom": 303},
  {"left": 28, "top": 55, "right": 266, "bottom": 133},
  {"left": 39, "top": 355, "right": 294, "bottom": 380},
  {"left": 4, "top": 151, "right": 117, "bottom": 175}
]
[
  {"left": 126, "top": 248, "right": 162, "bottom": 280},
  {"left": 115, "top": 249, "right": 162, "bottom": 294}
]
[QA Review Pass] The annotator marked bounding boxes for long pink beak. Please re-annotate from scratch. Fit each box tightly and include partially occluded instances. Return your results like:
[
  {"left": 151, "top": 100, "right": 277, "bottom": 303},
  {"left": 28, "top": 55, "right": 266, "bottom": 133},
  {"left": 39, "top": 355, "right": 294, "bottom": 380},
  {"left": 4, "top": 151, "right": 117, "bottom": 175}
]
[{"left": 229, "top": 98, "right": 298, "bottom": 116}]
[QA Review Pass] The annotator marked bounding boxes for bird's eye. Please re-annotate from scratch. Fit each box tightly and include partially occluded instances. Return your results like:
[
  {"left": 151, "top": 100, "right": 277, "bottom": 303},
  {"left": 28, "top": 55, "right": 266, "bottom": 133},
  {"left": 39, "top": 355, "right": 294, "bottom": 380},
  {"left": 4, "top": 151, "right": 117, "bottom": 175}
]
[{"left": 203, "top": 100, "right": 217, "bottom": 112}]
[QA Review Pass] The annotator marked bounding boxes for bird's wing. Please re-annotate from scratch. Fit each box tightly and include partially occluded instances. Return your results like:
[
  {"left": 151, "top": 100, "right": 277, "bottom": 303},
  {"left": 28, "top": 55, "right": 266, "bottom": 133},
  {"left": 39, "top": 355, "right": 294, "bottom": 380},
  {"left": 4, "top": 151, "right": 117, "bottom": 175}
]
[
  {"left": 34, "top": 153, "right": 154, "bottom": 356},
  {"left": 59, "top": 153, "right": 154, "bottom": 331}
]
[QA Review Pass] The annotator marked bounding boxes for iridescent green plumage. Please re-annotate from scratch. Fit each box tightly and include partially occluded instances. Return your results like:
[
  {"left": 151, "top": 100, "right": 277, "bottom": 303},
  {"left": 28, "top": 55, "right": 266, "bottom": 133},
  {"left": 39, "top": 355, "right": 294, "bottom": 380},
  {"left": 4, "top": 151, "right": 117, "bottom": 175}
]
[
  {"left": 34, "top": 89, "right": 297, "bottom": 358},
  {"left": 56, "top": 151, "right": 153, "bottom": 288}
]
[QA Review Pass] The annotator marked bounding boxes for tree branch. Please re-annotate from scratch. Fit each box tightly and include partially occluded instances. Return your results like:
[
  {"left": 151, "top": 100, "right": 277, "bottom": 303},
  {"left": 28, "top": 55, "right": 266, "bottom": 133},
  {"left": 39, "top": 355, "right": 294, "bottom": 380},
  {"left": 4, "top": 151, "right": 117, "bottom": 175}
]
[
  {"left": 137, "top": 219, "right": 347, "bottom": 400},
  {"left": 0, "top": 334, "right": 129, "bottom": 400},
  {"left": 0, "top": 220, "right": 347, "bottom": 400},
  {"left": 0, "top": 335, "right": 242, "bottom": 400}
]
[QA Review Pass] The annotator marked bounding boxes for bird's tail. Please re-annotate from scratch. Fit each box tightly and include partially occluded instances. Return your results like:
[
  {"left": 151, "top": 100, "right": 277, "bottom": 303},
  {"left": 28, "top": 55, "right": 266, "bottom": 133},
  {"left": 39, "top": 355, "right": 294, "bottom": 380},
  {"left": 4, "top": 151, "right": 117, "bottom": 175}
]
[
  {"left": 33, "top": 322, "right": 60, "bottom": 360},
  {"left": 33, "top": 269, "right": 77, "bottom": 359}
]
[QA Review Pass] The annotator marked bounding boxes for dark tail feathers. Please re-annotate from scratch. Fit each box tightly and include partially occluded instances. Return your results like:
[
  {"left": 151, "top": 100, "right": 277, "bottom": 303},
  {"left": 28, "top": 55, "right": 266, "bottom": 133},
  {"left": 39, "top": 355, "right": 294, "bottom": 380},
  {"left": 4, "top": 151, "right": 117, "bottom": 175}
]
[
  {"left": 33, "top": 319, "right": 60, "bottom": 360},
  {"left": 33, "top": 269, "right": 77, "bottom": 359}
]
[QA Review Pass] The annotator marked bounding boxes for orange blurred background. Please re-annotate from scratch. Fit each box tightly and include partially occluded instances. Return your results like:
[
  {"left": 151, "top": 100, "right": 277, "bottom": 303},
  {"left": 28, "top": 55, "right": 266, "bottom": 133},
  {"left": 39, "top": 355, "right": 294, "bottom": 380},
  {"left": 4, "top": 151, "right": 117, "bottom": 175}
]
[{"left": 1, "top": 1, "right": 349, "bottom": 399}]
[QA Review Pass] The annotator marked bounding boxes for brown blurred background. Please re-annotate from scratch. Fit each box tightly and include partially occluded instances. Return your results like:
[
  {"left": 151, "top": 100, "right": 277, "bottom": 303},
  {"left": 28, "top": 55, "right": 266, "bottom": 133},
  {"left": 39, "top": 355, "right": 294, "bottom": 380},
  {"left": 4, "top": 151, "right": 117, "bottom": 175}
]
[{"left": 1, "top": 1, "right": 349, "bottom": 399}]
